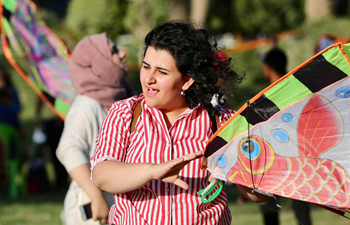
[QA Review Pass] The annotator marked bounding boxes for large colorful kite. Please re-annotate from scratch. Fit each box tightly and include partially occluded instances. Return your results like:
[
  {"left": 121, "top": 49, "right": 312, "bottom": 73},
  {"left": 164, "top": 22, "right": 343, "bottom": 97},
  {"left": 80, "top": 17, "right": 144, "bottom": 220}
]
[
  {"left": 0, "top": 0, "right": 74, "bottom": 120},
  {"left": 201, "top": 42, "right": 350, "bottom": 219}
]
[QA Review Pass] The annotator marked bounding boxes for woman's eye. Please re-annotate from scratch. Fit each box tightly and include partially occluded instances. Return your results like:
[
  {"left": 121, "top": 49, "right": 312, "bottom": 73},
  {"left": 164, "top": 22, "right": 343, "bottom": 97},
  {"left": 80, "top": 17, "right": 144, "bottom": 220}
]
[
  {"left": 159, "top": 70, "right": 167, "bottom": 75},
  {"left": 142, "top": 65, "right": 150, "bottom": 69}
]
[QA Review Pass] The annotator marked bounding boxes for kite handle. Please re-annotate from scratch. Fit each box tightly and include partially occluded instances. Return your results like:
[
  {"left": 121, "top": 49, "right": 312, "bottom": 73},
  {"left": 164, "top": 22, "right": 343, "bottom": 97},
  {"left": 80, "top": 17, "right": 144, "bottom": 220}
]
[{"left": 197, "top": 180, "right": 223, "bottom": 203}]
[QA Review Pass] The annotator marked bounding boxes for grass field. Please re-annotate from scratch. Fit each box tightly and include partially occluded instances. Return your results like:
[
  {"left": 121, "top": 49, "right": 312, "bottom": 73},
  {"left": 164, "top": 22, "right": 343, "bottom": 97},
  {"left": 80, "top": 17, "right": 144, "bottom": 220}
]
[{"left": 1, "top": 185, "right": 350, "bottom": 225}]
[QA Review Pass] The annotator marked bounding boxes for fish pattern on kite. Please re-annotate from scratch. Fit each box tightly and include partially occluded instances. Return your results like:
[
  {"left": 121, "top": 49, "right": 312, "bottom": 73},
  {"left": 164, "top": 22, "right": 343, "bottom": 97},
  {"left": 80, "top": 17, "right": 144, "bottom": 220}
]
[
  {"left": 0, "top": 0, "right": 75, "bottom": 119},
  {"left": 203, "top": 42, "right": 350, "bottom": 218}
]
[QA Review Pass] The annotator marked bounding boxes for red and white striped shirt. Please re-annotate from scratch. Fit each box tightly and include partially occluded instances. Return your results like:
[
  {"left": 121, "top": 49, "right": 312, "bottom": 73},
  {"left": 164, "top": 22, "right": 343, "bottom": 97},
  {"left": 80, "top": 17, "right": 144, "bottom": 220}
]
[{"left": 91, "top": 95, "right": 234, "bottom": 225}]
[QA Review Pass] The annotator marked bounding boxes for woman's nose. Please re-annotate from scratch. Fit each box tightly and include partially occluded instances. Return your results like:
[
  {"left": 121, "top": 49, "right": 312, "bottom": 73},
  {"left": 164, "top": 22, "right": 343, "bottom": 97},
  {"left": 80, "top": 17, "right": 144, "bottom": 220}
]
[
  {"left": 118, "top": 49, "right": 127, "bottom": 60},
  {"left": 145, "top": 71, "right": 156, "bottom": 84}
]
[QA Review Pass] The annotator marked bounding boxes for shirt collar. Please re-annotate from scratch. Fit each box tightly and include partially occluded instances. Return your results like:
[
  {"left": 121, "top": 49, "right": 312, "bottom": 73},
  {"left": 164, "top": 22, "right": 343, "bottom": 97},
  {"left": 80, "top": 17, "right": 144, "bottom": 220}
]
[{"left": 140, "top": 97, "right": 202, "bottom": 120}]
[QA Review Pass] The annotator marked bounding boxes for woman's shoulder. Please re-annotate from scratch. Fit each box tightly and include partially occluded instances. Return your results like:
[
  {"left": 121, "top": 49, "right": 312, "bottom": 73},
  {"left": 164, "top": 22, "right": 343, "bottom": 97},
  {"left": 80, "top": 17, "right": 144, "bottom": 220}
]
[
  {"left": 65, "top": 95, "right": 103, "bottom": 122},
  {"left": 109, "top": 94, "right": 144, "bottom": 115},
  {"left": 69, "top": 95, "right": 102, "bottom": 114},
  {"left": 72, "top": 95, "right": 99, "bottom": 106}
]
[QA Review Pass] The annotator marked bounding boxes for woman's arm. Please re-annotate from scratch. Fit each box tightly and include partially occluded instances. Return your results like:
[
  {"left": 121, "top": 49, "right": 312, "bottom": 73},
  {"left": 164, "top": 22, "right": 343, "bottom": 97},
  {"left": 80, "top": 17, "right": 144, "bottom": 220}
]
[
  {"left": 92, "top": 151, "right": 203, "bottom": 194},
  {"left": 56, "top": 98, "right": 110, "bottom": 223},
  {"left": 69, "top": 164, "right": 109, "bottom": 223}
]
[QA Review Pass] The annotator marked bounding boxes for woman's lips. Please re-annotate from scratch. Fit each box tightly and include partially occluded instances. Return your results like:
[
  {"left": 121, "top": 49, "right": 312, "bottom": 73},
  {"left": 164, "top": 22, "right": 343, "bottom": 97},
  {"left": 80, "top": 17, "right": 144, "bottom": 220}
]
[{"left": 147, "top": 87, "right": 159, "bottom": 97}]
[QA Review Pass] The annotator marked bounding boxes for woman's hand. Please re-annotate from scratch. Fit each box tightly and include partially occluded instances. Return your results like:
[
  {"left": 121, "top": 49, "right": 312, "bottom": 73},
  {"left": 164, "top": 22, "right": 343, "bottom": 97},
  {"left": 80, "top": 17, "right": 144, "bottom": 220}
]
[
  {"left": 152, "top": 151, "right": 203, "bottom": 190},
  {"left": 68, "top": 164, "right": 110, "bottom": 224},
  {"left": 93, "top": 151, "right": 203, "bottom": 194},
  {"left": 91, "top": 195, "right": 109, "bottom": 224}
]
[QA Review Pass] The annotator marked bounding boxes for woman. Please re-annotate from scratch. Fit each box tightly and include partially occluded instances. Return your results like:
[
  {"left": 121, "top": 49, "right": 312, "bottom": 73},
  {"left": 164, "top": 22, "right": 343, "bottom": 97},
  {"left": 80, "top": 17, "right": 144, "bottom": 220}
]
[
  {"left": 91, "top": 21, "right": 269, "bottom": 225},
  {"left": 56, "top": 32, "right": 135, "bottom": 225}
]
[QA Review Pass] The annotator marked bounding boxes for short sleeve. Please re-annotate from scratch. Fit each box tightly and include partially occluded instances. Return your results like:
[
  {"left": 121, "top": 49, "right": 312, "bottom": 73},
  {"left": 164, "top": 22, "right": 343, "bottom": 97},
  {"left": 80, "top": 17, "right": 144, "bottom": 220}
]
[{"left": 90, "top": 97, "right": 137, "bottom": 178}]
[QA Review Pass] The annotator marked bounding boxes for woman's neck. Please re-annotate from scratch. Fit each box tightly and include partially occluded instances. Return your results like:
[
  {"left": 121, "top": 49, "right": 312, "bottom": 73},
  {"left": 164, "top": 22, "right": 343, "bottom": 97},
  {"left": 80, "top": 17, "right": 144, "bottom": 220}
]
[{"left": 161, "top": 106, "right": 188, "bottom": 129}]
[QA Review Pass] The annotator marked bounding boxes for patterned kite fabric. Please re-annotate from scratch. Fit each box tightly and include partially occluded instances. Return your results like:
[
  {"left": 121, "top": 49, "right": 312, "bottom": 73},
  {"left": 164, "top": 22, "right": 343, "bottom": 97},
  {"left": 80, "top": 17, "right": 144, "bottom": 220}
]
[
  {"left": 1, "top": 0, "right": 75, "bottom": 120},
  {"left": 204, "top": 42, "right": 350, "bottom": 218}
]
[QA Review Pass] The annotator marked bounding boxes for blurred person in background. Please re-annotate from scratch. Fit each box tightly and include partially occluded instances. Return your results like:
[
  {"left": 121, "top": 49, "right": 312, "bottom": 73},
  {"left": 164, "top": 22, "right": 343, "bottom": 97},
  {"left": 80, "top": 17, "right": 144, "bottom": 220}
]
[
  {"left": 260, "top": 47, "right": 312, "bottom": 225},
  {"left": 56, "top": 33, "right": 136, "bottom": 225},
  {"left": 0, "top": 70, "right": 21, "bottom": 130},
  {"left": 0, "top": 69, "right": 23, "bottom": 199},
  {"left": 34, "top": 97, "right": 68, "bottom": 191}
]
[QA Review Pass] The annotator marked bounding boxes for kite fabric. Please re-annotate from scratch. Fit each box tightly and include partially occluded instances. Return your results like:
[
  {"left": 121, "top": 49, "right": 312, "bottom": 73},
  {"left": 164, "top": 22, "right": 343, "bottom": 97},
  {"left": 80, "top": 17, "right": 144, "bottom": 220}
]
[
  {"left": 0, "top": 0, "right": 75, "bottom": 120},
  {"left": 203, "top": 42, "right": 350, "bottom": 219}
]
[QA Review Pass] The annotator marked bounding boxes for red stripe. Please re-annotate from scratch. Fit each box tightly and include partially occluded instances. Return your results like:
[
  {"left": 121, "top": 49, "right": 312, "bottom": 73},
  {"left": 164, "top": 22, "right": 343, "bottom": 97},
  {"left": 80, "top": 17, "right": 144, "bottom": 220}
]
[{"left": 91, "top": 96, "right": 234, "bottom": 224}]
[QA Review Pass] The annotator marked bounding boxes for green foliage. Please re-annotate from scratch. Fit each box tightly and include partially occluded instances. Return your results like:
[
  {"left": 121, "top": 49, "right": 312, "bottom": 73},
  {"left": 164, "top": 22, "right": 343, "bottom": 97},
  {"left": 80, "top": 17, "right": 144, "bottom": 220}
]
[
  {"left": 121, "top": 0, "right": 169, "bottom": 78},
  {"left": 233, "top": 0, "right": 305, "bottom": 35},
  {"left": 207, "top": 0, "right": 235, "bottom": 32},
  {"left": 99, "top": 0, "right": 129, "bottom": 40},
  {"left": 226, "top": 49, "right": 270, "bottom": 110},
  {"left": 207, "top": 0, "right": 305, "bottom": 36},
  {"left": 124, "top": 0, "right": 169, "bottom": 31},
  {"left": 64, "top": 0, "right": 127, "bottom": 42},
  {"left": 123, "top": 0, "right": 169, "bottom": 46}
]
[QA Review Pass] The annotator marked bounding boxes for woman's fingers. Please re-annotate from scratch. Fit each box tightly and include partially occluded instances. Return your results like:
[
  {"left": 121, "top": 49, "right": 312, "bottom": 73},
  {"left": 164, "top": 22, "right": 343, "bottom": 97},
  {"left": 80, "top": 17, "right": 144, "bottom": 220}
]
[
  {"left": 100, "top": 218, "right": 108, "bottom": 224},
  {"left": 168, "top": 151, "right": 202, "bottom": 165},
  {"left": 156, "top": 151, "right": 204, "bottom": 187},
  {"left": 182, "top": 151, "right": 203, "bottom": 161},
  {"left": 173, "top": 178, "right": 189, "bottom": 190}
]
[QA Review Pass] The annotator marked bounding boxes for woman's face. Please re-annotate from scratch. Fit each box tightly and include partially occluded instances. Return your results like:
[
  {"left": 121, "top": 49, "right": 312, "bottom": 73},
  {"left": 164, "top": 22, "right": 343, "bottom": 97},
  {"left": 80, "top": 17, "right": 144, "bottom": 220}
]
[
  {"left": 140, "top": 47, "right": 194, "bottom": 112},
  {"left": 107, "top": 39, "right": 128, "bottom": 71}
]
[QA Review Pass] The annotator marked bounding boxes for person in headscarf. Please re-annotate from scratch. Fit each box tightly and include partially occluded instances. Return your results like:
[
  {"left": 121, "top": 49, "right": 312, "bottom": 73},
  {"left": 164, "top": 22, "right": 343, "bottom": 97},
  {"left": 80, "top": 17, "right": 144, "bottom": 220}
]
[{"left": 56, "top": 33, "right": 136, "bottom": 225}]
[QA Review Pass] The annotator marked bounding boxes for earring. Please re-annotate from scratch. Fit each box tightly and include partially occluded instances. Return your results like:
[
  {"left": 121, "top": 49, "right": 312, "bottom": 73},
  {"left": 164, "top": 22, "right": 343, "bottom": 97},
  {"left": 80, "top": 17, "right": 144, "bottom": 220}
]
[{"left": 180, "top": 90, "right": 185, "bottom": 96}]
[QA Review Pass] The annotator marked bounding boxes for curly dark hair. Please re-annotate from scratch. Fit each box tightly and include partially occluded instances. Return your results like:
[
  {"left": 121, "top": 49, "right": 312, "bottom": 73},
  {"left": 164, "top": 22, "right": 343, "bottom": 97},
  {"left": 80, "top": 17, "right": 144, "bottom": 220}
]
[{"left": 143, "top": 20, "right": 243, "bottom": 115}]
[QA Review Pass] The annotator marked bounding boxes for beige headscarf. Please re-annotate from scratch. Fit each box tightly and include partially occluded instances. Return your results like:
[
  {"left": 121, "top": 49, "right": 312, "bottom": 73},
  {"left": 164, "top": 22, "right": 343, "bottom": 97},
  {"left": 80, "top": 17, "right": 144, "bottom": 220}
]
[{"left": 69, "top": 33, "right": 133, "bottom": 109}]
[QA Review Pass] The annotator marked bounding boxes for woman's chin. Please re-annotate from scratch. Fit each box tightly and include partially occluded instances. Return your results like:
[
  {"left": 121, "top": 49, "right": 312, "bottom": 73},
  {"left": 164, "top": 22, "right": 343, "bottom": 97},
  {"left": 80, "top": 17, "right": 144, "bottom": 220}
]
[{"left": 144, "top": 98, "right": 158, "bottom": 108}]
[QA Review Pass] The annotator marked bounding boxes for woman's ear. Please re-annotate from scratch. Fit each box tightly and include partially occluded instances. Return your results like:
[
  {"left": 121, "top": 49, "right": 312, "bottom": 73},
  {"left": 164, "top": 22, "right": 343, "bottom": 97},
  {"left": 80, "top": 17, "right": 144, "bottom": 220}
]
[{"left": 182, "top": 76, "right": 195, "bottom": 91}]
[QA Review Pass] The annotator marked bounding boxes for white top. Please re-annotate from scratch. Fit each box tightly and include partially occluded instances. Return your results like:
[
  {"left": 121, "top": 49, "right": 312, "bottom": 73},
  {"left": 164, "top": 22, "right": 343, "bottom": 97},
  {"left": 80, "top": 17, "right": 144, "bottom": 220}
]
[{"left": 56, "top": 95, "right": 108, "bottom": 172}]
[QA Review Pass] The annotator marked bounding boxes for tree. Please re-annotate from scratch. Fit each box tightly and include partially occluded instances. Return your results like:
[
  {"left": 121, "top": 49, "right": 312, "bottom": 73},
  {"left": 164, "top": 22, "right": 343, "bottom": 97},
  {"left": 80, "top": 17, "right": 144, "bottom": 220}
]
[
  {"left": 64, "top": 0, "right": 128, "bottom": 42},
  {"left": 123, "top": 0, "right": 169, "bottom": 48},
  {"left": 206, "top": 0, "right": 305, "bottom": 37},
  {"left": 190, "top": 0, "right": 209, "bottom": 27}
]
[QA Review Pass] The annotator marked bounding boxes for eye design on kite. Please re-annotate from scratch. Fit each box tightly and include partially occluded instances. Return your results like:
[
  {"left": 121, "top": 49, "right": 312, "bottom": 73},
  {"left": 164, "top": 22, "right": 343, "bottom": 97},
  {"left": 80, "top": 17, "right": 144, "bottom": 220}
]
[
  {"left": 271, "top": 128, "right": 290, "bottom": 143},
  {"left": 240, "top": 139, "right": 261, "bottom": 160},
  {"left": 282, "top": 113, "right": 293, "bottom": 122},
  {"left": 214, "top": 155, "right": 227, "bottom": 168},
  {"left": 238, "top": 136, "right": 275, "bottom": 175},
  {"left": 336, "top": 87, "right": 350, "bottom": 98}
]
